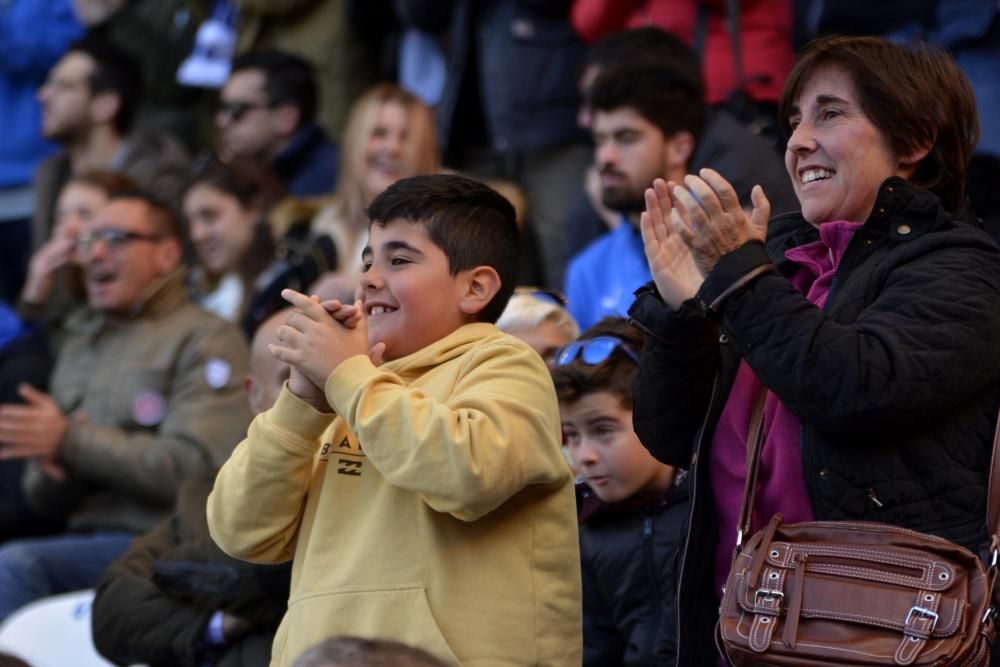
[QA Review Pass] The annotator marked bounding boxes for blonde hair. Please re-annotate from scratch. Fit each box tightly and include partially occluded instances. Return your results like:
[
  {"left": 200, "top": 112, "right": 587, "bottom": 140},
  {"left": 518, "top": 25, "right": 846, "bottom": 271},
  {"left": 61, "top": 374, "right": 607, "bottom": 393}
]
[
  {"left": 314, "top": 83, "right": 440, "bottom": 273},
  {"left": 496, "top": 291, "right": 580, "bottom": 340}
]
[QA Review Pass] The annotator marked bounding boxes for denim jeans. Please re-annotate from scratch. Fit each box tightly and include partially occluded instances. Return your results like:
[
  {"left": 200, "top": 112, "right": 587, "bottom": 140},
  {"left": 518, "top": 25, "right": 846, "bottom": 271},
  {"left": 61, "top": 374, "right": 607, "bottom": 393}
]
[{"left": 0, "top": 532, "right": 133, "bottom": 622}]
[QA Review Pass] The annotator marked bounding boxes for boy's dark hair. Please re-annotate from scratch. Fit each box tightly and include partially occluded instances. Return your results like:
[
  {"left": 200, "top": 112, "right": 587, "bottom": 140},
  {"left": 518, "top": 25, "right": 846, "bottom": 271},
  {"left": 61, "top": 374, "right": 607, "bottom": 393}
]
[
  {"left": 231, "top": 51, "right": 317, "bottom": 128},
  {"left": 779, "top": 35, "right": 979, "bottom": 213},
  {"left": 588, "top": 62, "right": 707, "bottom": 144},
  {"left": 293, "top": 636, "right": 448, "bottom": 667},
  {"left": 583, "top": 26, "right": 703, "bottom": 96},
  {"left": 366, "top": 174, "right": 519, "bottom": 324},
  {"left": 550, "top": 317, "right": 644, "bottom": 410},
  {"left": 67, "top": 35, "right": 143, "bottom": 134}
]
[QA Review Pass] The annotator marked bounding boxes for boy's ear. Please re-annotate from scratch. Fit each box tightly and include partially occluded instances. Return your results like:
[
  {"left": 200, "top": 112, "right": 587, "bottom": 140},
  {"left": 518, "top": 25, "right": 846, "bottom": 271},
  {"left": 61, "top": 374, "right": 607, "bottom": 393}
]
[{"left": 458, "top": 266, "right": 502, "bottom": 317}]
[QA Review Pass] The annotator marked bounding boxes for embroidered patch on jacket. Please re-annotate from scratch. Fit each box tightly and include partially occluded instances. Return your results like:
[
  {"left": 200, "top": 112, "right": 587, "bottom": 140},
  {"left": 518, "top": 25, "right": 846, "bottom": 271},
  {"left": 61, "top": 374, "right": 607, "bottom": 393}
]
[
  {"left": 131, "top": 390, "right": 166, "bottom": 426},
  {"left": 205, "top": 357, "right": 232, "bottom": 389}
]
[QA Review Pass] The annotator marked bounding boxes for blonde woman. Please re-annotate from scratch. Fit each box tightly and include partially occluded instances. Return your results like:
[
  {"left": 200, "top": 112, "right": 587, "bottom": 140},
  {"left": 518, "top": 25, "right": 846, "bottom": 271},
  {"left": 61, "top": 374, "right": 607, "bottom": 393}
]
[{"left": 311, "top": 83, "right": 440, "bottom": 276}]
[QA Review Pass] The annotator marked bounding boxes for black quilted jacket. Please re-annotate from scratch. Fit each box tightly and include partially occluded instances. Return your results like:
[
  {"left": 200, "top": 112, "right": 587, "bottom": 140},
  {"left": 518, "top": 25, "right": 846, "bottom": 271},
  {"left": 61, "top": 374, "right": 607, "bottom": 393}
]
[
  {"left": 578, "top": 476, "right": 689, "bottom": 667},
  {"left": 628, "top": 178, "right": 1000, "bottom": 667}
]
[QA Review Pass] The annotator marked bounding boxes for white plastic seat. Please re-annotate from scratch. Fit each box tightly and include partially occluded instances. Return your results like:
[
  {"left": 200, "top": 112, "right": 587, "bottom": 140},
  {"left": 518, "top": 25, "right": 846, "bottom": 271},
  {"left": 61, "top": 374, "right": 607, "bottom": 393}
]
[{"left": 0, "top": 590, "right": 115, "bottom": 667}]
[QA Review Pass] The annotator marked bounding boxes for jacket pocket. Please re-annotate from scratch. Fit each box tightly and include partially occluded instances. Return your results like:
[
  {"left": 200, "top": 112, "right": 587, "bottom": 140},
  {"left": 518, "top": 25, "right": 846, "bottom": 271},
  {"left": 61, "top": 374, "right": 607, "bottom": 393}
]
[{"left": 283, "top": 584, "right": 461, "bottom": 666}]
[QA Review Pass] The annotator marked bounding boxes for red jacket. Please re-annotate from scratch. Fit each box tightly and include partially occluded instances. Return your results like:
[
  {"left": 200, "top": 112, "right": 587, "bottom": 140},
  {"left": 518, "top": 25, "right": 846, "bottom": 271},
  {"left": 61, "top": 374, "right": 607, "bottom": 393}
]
[{"left": 571, "top": 0, "right": 793, "bottom": 104}]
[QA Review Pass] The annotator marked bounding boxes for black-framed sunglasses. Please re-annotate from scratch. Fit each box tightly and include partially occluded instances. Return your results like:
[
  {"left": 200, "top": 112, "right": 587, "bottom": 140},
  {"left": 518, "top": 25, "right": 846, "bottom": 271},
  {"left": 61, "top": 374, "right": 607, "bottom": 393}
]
[
  {"left": 216, "top": 100, "right": 272, "bottom": 122},
  {"left": 555, "top": 335, "right": 640, "bottom": 367},
  {"left": 513, "top": 286, "right": 568, "bottom": 307},
  {"left": 76, "top": 228, "right": 165, "bottom": 252}
]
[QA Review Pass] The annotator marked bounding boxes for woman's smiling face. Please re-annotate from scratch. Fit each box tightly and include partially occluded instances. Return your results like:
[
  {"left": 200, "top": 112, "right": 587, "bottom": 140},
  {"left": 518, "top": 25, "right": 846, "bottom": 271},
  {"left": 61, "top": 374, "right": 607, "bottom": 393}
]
[{"left": 785, "top": 67, "right": 905, "bottom": 226}]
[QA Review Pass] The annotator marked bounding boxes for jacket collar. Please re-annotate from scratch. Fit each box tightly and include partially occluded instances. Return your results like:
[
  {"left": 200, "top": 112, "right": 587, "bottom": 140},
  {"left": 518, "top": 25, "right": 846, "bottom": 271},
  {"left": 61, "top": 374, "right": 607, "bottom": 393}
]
[
  {"left": 766, "top": 178, "right": 947, "bottom": 275},
  {"left": 577, "top": 472, "right": 690, "bottom": 524}
]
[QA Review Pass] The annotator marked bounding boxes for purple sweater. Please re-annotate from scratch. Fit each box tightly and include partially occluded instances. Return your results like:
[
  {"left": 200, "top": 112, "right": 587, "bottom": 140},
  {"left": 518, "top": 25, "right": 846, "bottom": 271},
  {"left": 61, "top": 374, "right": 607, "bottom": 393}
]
[{"left": 711, "top": 221, "right": 864, "bottom": 601}]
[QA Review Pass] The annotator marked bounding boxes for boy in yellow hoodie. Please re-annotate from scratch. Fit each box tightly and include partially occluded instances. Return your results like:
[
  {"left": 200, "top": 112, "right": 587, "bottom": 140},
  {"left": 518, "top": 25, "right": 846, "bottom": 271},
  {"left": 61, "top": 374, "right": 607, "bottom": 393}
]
[{"left": 207, "top": 174, "right": 582, "bottom": 666}]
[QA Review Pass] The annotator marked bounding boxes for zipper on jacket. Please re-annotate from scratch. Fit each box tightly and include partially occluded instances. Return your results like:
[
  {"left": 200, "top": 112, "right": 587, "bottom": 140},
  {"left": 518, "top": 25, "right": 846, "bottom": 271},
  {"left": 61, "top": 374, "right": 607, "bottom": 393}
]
[
  {"left": 676, "top": 371, "right": 720, "bottom": 665},
  {"left": 867, "top": 488, "right": 885, "bottom": 508},
  {"left": 642, "top": 514, "right": 661, "bottom": 662}
]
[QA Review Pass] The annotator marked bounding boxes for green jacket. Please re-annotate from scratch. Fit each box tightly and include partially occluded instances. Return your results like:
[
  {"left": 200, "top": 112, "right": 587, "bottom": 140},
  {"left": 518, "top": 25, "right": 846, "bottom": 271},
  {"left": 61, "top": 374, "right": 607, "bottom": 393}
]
[{"left": 23, "top": 270, "right": 251, "bottom": 534}]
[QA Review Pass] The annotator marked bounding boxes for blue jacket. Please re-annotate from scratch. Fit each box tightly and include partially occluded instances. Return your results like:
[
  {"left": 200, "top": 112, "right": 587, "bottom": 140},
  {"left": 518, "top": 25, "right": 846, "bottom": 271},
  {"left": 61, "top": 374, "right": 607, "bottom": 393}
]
[
  {"left": 565, "top": 219, "right": 651, "bottom": 331},
  {"left": 0, "top": 0, "right": 81, "bottom": 188},
  {"left": 273, "top": 123, "right": 338, "bottom": 197}
]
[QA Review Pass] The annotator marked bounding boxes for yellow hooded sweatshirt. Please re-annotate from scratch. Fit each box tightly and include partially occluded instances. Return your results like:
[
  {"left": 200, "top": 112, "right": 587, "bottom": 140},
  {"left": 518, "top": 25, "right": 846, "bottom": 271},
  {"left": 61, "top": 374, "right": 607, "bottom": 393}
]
[{"left": 207, "top": 323, "right": 582, "bottom": 666}]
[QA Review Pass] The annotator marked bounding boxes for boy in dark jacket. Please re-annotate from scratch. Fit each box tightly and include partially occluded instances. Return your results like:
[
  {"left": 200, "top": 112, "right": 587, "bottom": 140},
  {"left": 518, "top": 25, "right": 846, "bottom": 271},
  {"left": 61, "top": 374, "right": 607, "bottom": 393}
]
[{"left": 552, "top": 317, "right": 689, "bottom": 666}]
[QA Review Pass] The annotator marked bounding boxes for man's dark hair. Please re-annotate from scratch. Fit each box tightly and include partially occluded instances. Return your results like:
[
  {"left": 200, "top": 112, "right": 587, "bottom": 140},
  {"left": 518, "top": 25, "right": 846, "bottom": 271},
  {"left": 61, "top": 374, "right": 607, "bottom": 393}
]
[
  {"left": 293, "top": 636, "right": 448, "bottom": 667},
  {"left": 583, "top": 26, "right": 704, "bottom": 96},
  {"left": 231, "top": 51, "right": 317, "bottom": 127},
  {"left": 67, "top": 35, "right": 143, "bottom": 134},
  {"left": 366, "top": 174, "right": 519, "bottom": 324},
  {"left": 107, "top": 190, "right": 179, "bottom": 239},
  {"left": 588, "top": 62, "right": 707, "bottom": 143},
  {"left": 550, "top": 317, "right": 644, "bottom": 410}
]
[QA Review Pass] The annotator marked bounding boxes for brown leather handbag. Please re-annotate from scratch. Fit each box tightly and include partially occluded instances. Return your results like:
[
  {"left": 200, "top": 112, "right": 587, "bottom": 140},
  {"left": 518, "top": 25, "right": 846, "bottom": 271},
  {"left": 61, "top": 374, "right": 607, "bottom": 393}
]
[{"left": 716, "top": 396, "right": 1000, "bottom": 666}]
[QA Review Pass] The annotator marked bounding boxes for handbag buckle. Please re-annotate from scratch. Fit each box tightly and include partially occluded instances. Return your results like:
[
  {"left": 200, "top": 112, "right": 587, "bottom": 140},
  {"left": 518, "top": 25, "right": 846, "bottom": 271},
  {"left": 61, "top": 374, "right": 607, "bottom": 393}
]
[
  {"left": 905, "top": 606, "right": 939, "bottom": 633},
  {"left": 754, "top": 588, "right": 785, "bottom": 611}
]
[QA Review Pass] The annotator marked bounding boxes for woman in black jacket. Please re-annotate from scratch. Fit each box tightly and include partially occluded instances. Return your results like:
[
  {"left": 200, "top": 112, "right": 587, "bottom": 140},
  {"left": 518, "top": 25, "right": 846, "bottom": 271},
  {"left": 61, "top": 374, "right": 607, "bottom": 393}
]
[{"left": 629, "top": 35, "right": 1000, "bottom": 666}]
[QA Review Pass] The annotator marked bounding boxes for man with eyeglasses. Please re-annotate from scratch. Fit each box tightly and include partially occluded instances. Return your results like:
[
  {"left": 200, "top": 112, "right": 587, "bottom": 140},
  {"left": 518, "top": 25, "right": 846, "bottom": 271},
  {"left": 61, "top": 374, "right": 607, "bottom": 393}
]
[
  {"left": 0, "top": 192, "right": 251, "bottom": 623},
  {"left": 216, "top": 51, "right": 337, "bottom": 196}
]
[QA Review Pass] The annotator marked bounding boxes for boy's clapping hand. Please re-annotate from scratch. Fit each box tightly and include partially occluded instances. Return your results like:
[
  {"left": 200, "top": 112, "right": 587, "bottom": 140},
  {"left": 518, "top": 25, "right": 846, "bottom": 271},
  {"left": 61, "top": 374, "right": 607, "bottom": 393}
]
[{"left": 272, "top": 290, "right": 385, "bottom": 401}]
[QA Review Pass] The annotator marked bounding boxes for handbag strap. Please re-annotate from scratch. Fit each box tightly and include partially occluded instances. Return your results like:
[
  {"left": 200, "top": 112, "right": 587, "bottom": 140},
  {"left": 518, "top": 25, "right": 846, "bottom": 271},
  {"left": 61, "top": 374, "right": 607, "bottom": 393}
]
[{"left": 735, "top": 387, "right": 1000, "bottom": 562}]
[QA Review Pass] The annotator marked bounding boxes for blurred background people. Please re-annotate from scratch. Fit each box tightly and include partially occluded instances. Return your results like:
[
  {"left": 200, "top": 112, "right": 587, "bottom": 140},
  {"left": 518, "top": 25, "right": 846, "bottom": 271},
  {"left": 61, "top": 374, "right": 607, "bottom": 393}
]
[
  {"left": 496, "top": 288, "right": 579, "bottom": 367},
  {"left": 565, "top": 62, "right": 705, "bottom": 330},
  {"left": 0, "top": 0, "right": 81, "bottom": 303},
  {"left": 0, "top": 192, "right": 250, "bottom": 622},
  {"left": 216, "top": 51, "right": 338, "bottom": 197},
  {"left": 311, "top": 83, "right": 439, "bottom": 277},
  {"left": 394, "top": 0, "right": 591, "bottom": 289},
  {"left": 183, "top": 156, "right": 336, "bottom": 336},
  {"left": 33, "top": 35, "right": 190, "bottom": 250},
  {"left": 92, "top": 310, "right": 292, "bottom": 667},
  {"left": 571, "top": 0, "right": 795, "bottom": 147}
]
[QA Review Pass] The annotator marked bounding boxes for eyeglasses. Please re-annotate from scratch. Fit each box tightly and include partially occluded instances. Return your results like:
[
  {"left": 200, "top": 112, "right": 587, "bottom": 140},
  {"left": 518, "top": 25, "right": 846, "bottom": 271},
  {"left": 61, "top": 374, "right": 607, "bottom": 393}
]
[
  {"left": 555, "top": 335, "right": 640, "bottom": 367},
  {"left": 216, "top": 100, "right": 272, "bottom": 122},
  {"left": 76, "top": 228, "right": 165, "bottom": 252},
  {"left": 513, "top": 286, "right": 568, "bottom": 307}
]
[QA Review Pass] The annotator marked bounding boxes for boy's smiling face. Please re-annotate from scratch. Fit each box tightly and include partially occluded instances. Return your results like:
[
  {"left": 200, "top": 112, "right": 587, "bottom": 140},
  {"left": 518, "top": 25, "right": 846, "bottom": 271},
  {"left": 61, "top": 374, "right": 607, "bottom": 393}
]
[
  {"left": 562, "top": 391, "right": 674, "bottom": 503},
  {"left": 361, "top": 219, "right": 471, "bottom": 361}
]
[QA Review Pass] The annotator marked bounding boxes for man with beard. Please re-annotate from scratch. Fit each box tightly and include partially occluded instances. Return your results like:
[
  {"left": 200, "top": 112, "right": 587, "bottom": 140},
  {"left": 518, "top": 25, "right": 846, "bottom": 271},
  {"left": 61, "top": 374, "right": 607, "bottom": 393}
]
[
  {"left": 32, "top": 36, "right": 189, "bottom": 254},
  {"left": 564, "top": 63, "right": 705, "bottom": 329}
]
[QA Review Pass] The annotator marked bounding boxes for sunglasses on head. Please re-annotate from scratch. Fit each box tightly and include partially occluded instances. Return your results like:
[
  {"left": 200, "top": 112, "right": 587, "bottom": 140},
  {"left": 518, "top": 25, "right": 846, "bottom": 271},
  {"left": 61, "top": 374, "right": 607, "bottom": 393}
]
[{"left": 555, "top": 335, "right": 640, "bottom": 367}]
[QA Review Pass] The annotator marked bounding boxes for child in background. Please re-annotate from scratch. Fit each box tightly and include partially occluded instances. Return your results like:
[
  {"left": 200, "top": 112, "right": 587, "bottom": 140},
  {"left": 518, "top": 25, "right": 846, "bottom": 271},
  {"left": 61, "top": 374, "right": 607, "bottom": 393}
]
[
  {"left": 551, "top": 317, "right": 688, "bottom": 667},
  {"left": 496, "top": 287, "right": 579, "bottom": 366},
  {"left": 208, "top": 174, "right": 582, "bottom": 666}
]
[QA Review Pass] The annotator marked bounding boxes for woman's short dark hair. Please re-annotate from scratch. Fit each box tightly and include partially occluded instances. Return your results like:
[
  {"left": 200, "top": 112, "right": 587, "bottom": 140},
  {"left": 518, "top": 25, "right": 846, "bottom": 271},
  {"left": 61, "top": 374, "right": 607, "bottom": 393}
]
[{"left": 779, "top": 35, "right": 979, "bottom": 213}]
